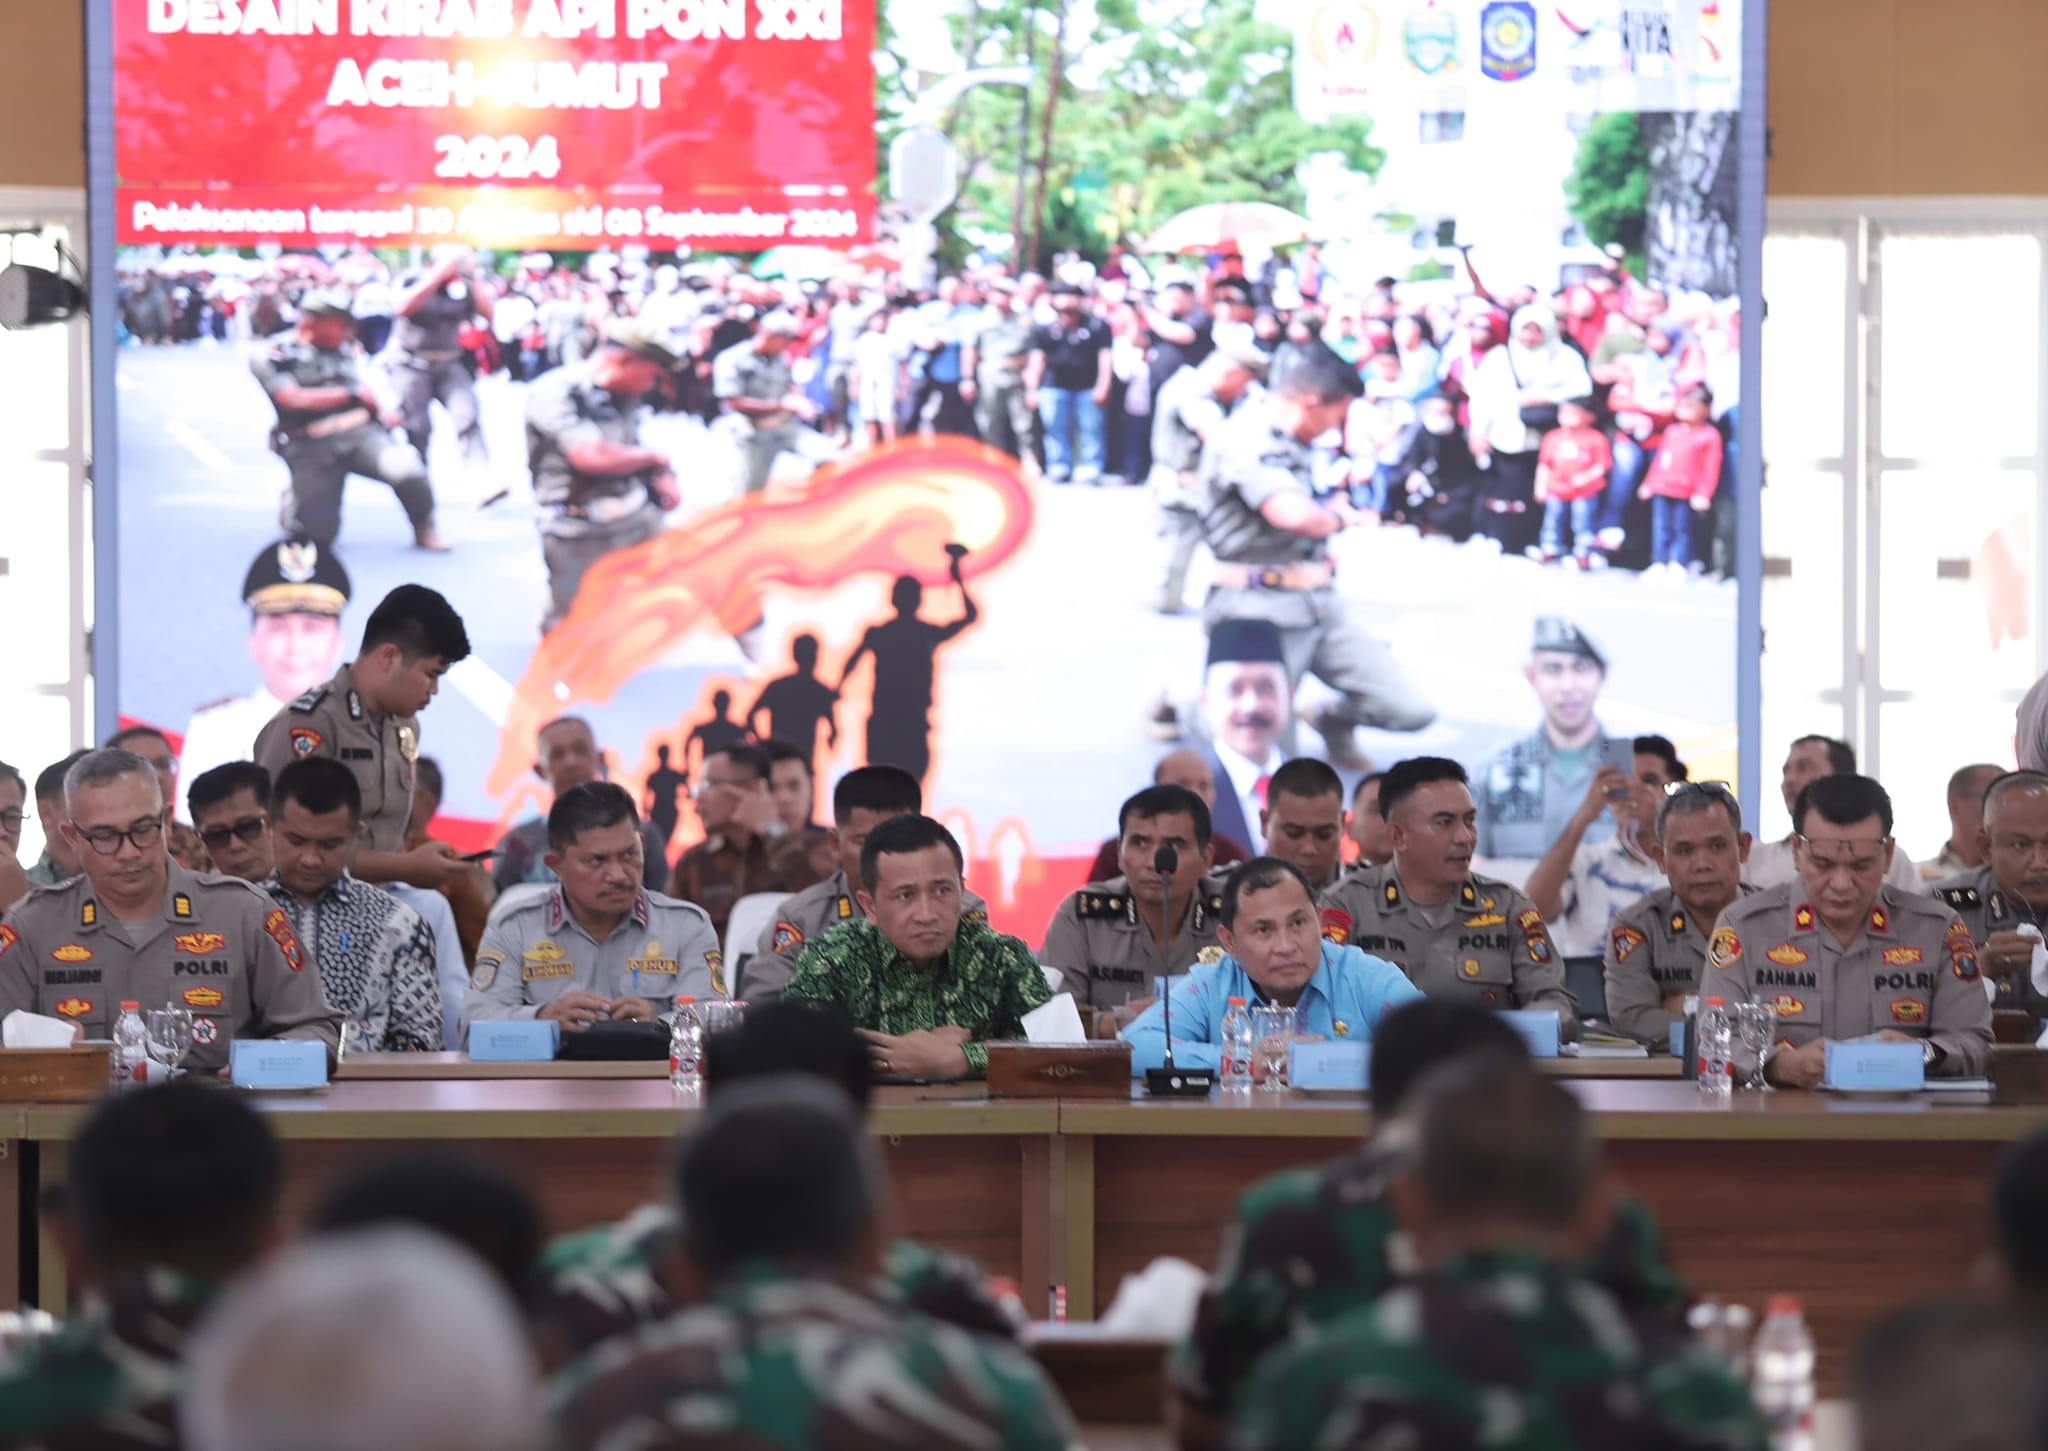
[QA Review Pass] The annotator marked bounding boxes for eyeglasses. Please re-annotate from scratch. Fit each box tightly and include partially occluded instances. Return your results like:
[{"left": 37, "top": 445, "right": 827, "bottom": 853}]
[
  {"left": 198, "top": 815, "right": 268, "bottom": 852},
  {"left": 0, "top": 811, "right": 23, "bottom": 830},
  {"left": 71, "top": 818, "right": 165, "bottom": 856}
]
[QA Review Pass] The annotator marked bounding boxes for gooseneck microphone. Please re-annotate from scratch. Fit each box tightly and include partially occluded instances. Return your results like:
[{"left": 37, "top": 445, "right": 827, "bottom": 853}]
[{"left": 1144, "top": 842, "right": 1215, "bottom": 1098}]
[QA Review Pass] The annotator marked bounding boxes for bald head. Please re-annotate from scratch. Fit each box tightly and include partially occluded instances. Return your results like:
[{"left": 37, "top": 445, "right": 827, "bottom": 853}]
[{"left": 1153, "top": 750, "right": 1215, "bottom": 808}]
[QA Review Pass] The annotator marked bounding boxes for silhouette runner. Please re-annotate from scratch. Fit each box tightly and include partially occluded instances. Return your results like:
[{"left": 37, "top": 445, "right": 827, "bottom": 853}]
[
  {"left": 836, "top": 544, "right": 979, "bottom": 786},
  {"left": 748, "top": 633, "right": 841, "bottom": 772},
  {"left": 684, "top": 689, "right": 752, "bottom": 776},
  {"left": 643, "top": 743, "right": 688, "bottom": 847}
]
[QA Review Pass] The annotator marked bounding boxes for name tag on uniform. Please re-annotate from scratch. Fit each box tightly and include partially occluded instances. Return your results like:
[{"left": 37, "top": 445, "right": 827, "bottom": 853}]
[
  {"left": 1289, "top": 1039, "right": 1370, "bottom": 1091},
  {"left": 229, "top": 1039, "right": 328, "bottom": 1090},
  {"left": 468, "top": 1020, "right": 560, "bottom": 1062},
  {"left": 1823, "top": 1040, "right": 1924, "bottom": 1091},
  {"left": 1500, "top": 1010, "right": 1560, "bottom": 1058}
]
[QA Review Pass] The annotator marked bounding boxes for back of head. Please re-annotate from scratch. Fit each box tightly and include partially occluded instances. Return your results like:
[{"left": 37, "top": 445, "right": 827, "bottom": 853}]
[
  {"left": 547, "top": 780, "right": 638, "bottom": 853},
  {"left": 1369, "top": 999, "right": 1531, "bottom": 1117},
  {"left": 674, "top": 1076, "right": 880, "bottom": 1277},
  {"left": 832, "top": 765, "right": 922, "bottom": 825},
  {"left": 274, "top": 756, "right": 363, "bottom": 822},
  {"left": 182, "top": 1226, "right": 540, "bottom": 1451},
  {"left": 188, "top": 761, "right": 273, "bottom": 819},
  {"left": 67, "top": 1081, "right": 281, "bottom": 1277},
  {"left": 1852, "top": 1301, "right": 2048, "bottom": 1451},
  {"left": 1268, "top": 758, "right": 1343, "bottom": 808},
  {"left": 1793, "top": 733, "right": 1858, "bottom": 776},
  {"left": 311, "top": 1156, "right": 543, "bottom": 1305},
  {"left": 1376, "top": 756, "right": 1468, "bottom": 821},
  {"left": 361, "top": 584, "right": 471, "bottom": 665},
  {"left": 702, "top": 1000, "right": 873, "bottom": 1110},
  {"left": 1407, "top": 1056, "right": 1595, "bottom": 1231},
  {"left": 1793, "top": 772, "right": 1894, "bottom": 837},
  {"left": 37, "top": 749, "right": 91, "bottom": 806},
  {"left": 1118, "top": 783, "right": 1213, "bottom": 851}
]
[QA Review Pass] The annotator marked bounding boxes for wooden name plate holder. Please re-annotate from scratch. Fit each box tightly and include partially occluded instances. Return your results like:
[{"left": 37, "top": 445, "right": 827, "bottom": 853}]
[
  {"left": 1991, "top": 1044, "right": 2048, "bottom": 1105},
  {"left": 0, "top": 1047, "right": 111, "bottom": 1102},
  {"left": 985, "top": 1041, "right": 1133, "bottom": 1098}
]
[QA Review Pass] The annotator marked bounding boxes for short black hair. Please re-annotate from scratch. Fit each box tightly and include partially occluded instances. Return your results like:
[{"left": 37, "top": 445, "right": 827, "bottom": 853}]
[
  {"left": 1851, "top": 1301, "right": 2048, "bottom": 1451},
  {"left": 188, "top": 761, "right": 272, "bottom": 819},
  {"left": 65, "top": 1081, "right": 282, "bottom": 1272},
  {"left": 1368, "top": 999, "right": 1530, "bottom": 1117},
  {"left": 311, "top": 1155, "right": 543, "bottom": 1305},
  {"left": 1792, "top": 733, "right": 1858, "bottom": 775},
  {"left": 1408, "top": 1055, "right": 1594, "bottom": 1230},
  {"left": 858, "top": 812, "right": 964, "bottom": 894},
  {"left": 1793, "top": 773, "right": 1894, "bottom": 838},
  {"left": 547, "top": 780, "right": 640, "bottom": 853},
  {"left": 36, "top": 750, "right": 90, "bottom": 805},
  {"left": 0, "top": 759, "right": 22, "bottom": 801},
  {"left": 1117, "top": 784, "right": 1212, "bottom": 852},
  {"left": 1352, "top": 770, "right": 1386, "bottom": 802},
  {"left": 1212, "top": 278, "right": 1253, "bottom": 304},
  {"left": 1273, "top": 340, "right": 1365, "bottom": 404},
  {"left": 703, "top": 1001, "right": 872, "bottom": 1111},
  {"left": 360, "top": 584, "right": 471, "bottom": 664},
  {"left": 709, "top": 743, "right": 771, "bottom": 784},
  {"left": 832, "top": 765, "right": 921, "bottom": 825},
  {"left": 273, "top": 757, "right": 362, "bottom": 823},
  {"left": 761, "top": 739, "right": 812, "bottom": 780},
  {"left": 413, "top": 755, "right": 445, "bottom": 802},
  {"left": 675, "top": 1078, "right": 878, "bottom": 1276},
  {"left": 104, "top": 724, "right": 170, "bottom": 753},
  {"left": 1632, "top": 734, "right": 1686, "bottom": 781},
  {"left": 1994, "top": 1128, "right": 2048, "bottom": 1296},
  {"left": 1268, "top": 758, "right": 1343, "bottom": 808},
  {"left": 1377, "top": 756, "right": 1469, "bottom": 821},
  {"left": 1219, "top": 855, "right": 1316, "bottom": 929}
]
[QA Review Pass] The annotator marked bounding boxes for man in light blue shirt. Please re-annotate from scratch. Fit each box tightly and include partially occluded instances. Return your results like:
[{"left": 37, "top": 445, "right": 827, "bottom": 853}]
[{"left": 1122, "top": 857, "right": 1422, "bottom": 1075}]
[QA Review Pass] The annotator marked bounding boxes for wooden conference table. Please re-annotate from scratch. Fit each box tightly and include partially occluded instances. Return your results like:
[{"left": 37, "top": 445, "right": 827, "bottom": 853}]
[{"left": 3, "top": 1053, "right": 2038, "bottom": 1393}]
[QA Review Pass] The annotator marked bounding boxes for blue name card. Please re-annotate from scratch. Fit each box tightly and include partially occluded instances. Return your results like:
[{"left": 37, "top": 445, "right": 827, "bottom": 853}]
[
  {"left": 1670, "top": 1020, "right": 1688, "bottom": 1058},
  {"left": 468, "top": 1020, "right": 561, "bottom": 1062},
  {"left": 1288, "top": 1039, "right": 1369, "bottom": 1091},
  {"left": 229, "top": 1039, "right": 328, "bottom": 1090},
  {"left": 1824, "top": 1040, "right": 1924, "bottom": 1091},
  {"left": 1500, "top": 1010, "right": 1561, "bottom": 1059}
]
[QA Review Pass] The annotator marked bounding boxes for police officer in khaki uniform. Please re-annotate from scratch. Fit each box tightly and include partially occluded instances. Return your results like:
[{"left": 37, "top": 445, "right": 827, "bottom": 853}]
[
  {"left": 1318, "top": 756, "right": 1578, "bottom": 1038},
  {"left": 391, "top": 245, "right": 491, "bottom": 465},
  {"left": 0, "top": 749, "right": 340, "bottom": 1070},
  {"left": 251, "top": 292, "right": 444, "bottom": 551},
  {"left": 253, "top": 584, "right": 472, "bottom": 892},
  {"left": 1603, "top": 781, "right": 1755, "bottom": 1044},
  {"left": 714, "top": 312, "right": 819, "bottom": 494},
  {"left": 1152, "top": 333, "right": 1266, "bottom": 615},
  {"left": 465, "top": 784, "right": 720, "bottom": 1033},
  {"left": 1039, "top": 785, "right": 1226, "bottom": 1017},
  {"left": 1199, "top": 343, "right": 1434, "bottom": 767},
  {"left": 525, "top": 318, "right": 681, "bottom": 633},
  {"left": 1708, "top": 774, "right": 1992, "bottom": 1086},
  {"left": 739, "top": 766, "right": 984, "bottom": 1006},
  {"left": 1933, "top": 769, "right": 2048, "bottom": 1018},
  {"left": 961, "top": 282, "right": 1036, "bottom": 461}
]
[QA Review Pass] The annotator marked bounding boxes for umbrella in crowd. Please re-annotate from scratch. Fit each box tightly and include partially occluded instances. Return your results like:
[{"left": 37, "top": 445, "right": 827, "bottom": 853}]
[{"left": 1143, "top": 200, "right": 1313, "bottom": 255}]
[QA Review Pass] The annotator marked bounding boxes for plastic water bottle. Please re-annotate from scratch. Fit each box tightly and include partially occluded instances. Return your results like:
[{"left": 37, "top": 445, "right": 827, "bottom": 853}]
[
  {"left": 669, "top": 996, "right": 703, "bottom": 1093},
  {"left": 1219, "top": 997, "right": 1254, "bottom": 1095},
  {"left": 1752, "top": 1296, "right": 1816, "bottom": 1451},
  {"left": 112, "top": 1002, "right": 149, "bottom": 1087},
  {"left": 1697, "top": 996, "right": 1733, "bottom": 1098}
]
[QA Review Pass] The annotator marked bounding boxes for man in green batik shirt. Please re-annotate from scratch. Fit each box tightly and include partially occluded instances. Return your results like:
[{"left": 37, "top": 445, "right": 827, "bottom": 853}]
[
  {"left": 1226, "top": 1057, "right": 1764, "bottom": 1451},
  {"left": 784, "top": 814, "right": 1051, "bottom": 1081},
  {"left": 1172, "top": 999, "right": 1688, "bottom": 1451},
  {"left": 550, "top": 1079, "right": 1078, "bottom": 1451},
  {"left": 0, "top": 1082, "right": 283, "bottom": 1449}
]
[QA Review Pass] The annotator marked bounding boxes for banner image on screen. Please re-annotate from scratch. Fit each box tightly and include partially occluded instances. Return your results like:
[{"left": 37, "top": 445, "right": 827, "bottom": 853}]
[{"left": 106, "top": 0, "right": 1749, "bottom": 940}]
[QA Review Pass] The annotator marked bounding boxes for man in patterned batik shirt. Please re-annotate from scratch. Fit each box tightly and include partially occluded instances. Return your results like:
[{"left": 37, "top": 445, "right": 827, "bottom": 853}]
[{"left": 260, "top": 758, "right": 441, "bottom": 1053}]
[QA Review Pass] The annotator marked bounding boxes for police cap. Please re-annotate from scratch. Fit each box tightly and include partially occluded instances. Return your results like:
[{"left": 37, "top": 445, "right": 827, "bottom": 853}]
[
  {"left": 1207, "top": 618, "right": 1286, "bottom": 669},
  {"left": 298, "top": 291, "right": 355, "bottom": 322},
  {"left": 243, "top": 537, "right": 351, "bottom": 618},
  {"left": 1531, "top": 615, "right": 1605, "bottom": 670},
  {"left": 602, "top": 317, "right": 684, "bottom": 370}
]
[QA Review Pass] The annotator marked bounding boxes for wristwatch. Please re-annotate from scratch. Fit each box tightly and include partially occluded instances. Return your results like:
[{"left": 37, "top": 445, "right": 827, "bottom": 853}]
[{"left": 1922, "top": 1040, "right": 1939, "bottom": 1068}]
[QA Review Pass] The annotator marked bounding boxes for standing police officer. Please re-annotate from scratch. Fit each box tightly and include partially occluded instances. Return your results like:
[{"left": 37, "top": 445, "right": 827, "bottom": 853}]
[
  {"left": 525, "top": 318, "right": 681, "bottom": 633},
  {"left": 714, "top": 311, "right": 819, "bottom": 494},
  {"left": 1200, "top": 344, "right": 1434, "bottom": 767},
  {"left": 251, "top": 293, "right": 445, "bottom": 552},
  {"left": 390, "top": 245, "right": 491, "bottom": 466},
  {"left": 1152, "top": 334, "right": 1266, "bottom": 615}
]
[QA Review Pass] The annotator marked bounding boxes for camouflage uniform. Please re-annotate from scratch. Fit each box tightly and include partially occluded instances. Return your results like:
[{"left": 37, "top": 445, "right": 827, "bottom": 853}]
[
  {"left": 549, "top": 1268, "right": 1076, "bottom": 1451},
  {"left": 784, "top": 918, "right": 1053, "bottom": 1079},
  {"left": 1226, "top": 1249, "right": 1765, "bottom": 1451},
  {"left": 533, "top": 1204, "right": 1018, "bottom": 1359},
  {"left": 1174, "top": 1146, "right": 1689, "bottom": 1418},
  {"left": 0, "top": 1270, "right": 213, "bottom": 1449},
  {"left": 737, "top": 869, "right": 988, "bottom": 1007}
]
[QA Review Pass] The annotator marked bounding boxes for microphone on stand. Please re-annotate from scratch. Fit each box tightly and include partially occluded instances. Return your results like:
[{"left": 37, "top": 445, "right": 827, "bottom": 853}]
[{"left": 1144, "top": 842, "right": 1215, "bottom": 1098}]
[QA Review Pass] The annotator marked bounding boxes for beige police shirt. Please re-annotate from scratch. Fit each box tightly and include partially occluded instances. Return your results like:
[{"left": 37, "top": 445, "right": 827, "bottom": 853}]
[
  {"left": 463, "top": 885, "right": 721, "bottom": 1034},
  {"left": 1933, "top": 866, "right": 2048, "bottom": 1016},
  {"left": 1038, "top": 874, "right": 1229, "bottom": 1008},
  {"left": 1602, "top": 884, "right": 1755, "bottom": 1045},
  {"left": 1704, "top": 882, "right": 1992, "bottom": 1076},
  {"left": 0, "top": 861, "right": 342, "bottom": 1071},
  {"left": 1319, "top": 865, "right": 1579, "bottom": 1039},
  {"left": 253, "top": 664, "right": 418, "bottom": 852},
  {"left": 740, "top": 868, "right": 987, "bottom": 1007}
]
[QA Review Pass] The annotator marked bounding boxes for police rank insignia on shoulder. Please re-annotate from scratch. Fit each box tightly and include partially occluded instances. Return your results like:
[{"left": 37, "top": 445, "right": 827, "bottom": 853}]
[
  {"left": 1075, "top": 891, "right": 1123, "bottom": 920},
  {"left": 1937, "top": 887, "right": 1981, "bottom": 909},
  {"left": 1707, "top": 926, "right": 1741, "bottom": 970}
]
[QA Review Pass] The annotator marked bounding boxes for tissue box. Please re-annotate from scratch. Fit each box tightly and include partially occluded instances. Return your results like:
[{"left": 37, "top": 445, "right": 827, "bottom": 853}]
[
  {"left": 229, "top": 1040, "right": 329, "bottom": 1090},
  {"left": 985, "top": 1041, "right": 1131, "bottom": 1098},
  {"left": 0, "top": 1047, "right": 110, "bottom": 1102},
  {"left": 1823, "top": 1040, "right": 1924, "bottom": 1091},
  {"left": 1288, "top": 1039, "right": 1369, "bottom": 1091},
  {"left": 467, "top": 1020, "right": 561, "bottom": 1062},
  {"left": 1500, "top": 1010, "right": 1561, "bottom": 1059}
]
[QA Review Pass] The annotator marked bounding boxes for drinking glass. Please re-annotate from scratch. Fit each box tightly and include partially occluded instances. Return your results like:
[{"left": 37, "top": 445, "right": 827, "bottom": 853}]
[
  {"left": 146, "top": 1007, "right": 195, "bottom": 1078},
  {"left": 1251, "top": 1006, "right": 1293, "bottom": 1093},
  {"left": 701, "top": 1000, "right": 746, "bottom": 1037},
  {"left": 1730, "top": 1003, "right": 1777, "bottom": 1090}
]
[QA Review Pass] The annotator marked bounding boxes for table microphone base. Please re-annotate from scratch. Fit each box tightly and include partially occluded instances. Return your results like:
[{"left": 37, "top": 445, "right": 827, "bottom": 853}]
[{"left": 1146, "top": 1064, "right": 1216, "bottom": 1097}]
